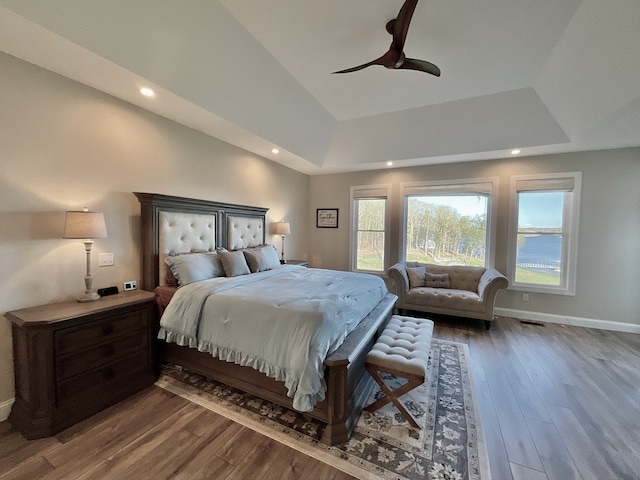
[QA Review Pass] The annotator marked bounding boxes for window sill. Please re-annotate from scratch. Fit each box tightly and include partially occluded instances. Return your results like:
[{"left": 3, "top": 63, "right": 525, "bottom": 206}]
[{"left": 507, "top": 284, "right": 575, "bottom": 296}]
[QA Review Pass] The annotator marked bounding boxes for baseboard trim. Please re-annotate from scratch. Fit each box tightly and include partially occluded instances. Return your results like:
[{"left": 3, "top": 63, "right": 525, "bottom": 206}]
[
  {"left": 495, "top": 308, "right": 640, "bottom": 334},
  {"left": 0, "top": 398, "right": 14, "bottom": 422}
]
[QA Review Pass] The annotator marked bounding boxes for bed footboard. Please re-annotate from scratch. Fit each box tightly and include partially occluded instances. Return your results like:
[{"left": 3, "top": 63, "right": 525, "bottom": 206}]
[
  {"left": 322, "top": 292, "right": 395, "bottom": 444},
  {"left": 159, "top": 293, "right": 396, "bottom": 445}
]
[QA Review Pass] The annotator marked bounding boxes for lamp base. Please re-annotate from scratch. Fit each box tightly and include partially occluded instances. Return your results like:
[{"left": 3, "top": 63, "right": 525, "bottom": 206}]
[{"left": 77, "top": 291, "right": 100, "bottom": 303}]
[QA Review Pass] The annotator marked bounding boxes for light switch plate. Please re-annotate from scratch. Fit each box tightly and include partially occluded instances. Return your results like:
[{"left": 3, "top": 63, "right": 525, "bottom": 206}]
[
  {"left": 123, "top": 280, "right": 137, "bottom": 291},
  {"left": 98, "top": 253, "right": 114, "bottom": 266}
]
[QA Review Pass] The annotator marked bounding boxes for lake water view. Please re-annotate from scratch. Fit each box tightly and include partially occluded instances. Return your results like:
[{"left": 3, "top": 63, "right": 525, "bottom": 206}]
[{"left": 517, "top": 234, "right": 562, "bottom": 271}]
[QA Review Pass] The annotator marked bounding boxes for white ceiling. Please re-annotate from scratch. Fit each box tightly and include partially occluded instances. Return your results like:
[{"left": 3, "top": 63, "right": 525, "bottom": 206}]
[{"left": 1, "top": 0, "right": 639, "bottom": 174}]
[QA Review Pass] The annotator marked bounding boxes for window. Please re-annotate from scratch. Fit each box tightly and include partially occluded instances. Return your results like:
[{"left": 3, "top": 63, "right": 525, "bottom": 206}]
[
  {"left": 350, "top": 185, "right": 390, "bottom": 273},
  {"left": 508, "top": 172, "right": 581, "bottom": 295},
  {"left": 402, "top": 179, "right": 497, "bottom": 267}
]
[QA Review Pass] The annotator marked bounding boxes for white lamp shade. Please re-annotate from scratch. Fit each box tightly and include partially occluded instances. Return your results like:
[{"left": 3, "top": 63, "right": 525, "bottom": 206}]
[
  {"left": 64, "top": 211, "right": 107, "bottom": 239},
  {"left": 274, "top": 222, "right": 291, "bottom": 235}
]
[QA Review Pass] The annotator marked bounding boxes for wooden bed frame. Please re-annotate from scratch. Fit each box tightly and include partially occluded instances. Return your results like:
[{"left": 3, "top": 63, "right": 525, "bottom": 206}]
[{"left": 135, "top": 192, "right": 396, "bottom": 445}]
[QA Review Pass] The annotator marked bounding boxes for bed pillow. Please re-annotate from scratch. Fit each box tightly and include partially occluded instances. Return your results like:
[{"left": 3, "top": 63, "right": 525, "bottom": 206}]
[
  {"left": 164, "top": 252, "right": 224, "bottom": 286},
  {"left": 243, "top": 244, "right": 280, "bottom": 273},
  {"left": 218, "top": 249, "right": 251, "bottom": 277},
  {"left": 166, "top": 266, "right": 179, "bottom": 287},
  {"left": 425, "top": 272, "right": 450, "bottom": 288},
  {"left": 406, "top": 266, "right": 427, "bottom": 289}
]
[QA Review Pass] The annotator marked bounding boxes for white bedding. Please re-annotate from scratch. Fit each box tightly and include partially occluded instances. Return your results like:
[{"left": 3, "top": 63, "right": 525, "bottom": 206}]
[{"left": 158, "top": 265, "right": 388, "bottom": 411}]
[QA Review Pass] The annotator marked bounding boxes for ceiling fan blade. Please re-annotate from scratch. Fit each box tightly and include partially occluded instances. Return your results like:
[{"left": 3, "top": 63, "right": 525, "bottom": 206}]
[
  {"left": 398, "top": 57, "right": 441, "bottom": 76},
  {"left": 332, "top": 50, "right": 397, "bottom": 74},
  {"left": 332, "top": 60, "right": 378, "bottom": 74},
  {"left": 392, "top": 0, "right": 419, "bottom": 53}
]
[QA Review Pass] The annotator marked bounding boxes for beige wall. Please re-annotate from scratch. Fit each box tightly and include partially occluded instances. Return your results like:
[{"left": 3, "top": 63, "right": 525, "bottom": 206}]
[
  {"left": 309, "top": 150, "right": 640, "bottom": 327},
  {"left": 0, "top": 53, "right": 310, "bottom": 405}
]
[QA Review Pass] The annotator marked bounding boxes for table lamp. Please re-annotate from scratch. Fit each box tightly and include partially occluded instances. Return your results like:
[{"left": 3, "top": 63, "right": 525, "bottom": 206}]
[
  {"left": 274, "top": 221, "right": 291, "bottom": 264},
  {"left": 64, "top": 209, "right": 107, "bottom": 302}
]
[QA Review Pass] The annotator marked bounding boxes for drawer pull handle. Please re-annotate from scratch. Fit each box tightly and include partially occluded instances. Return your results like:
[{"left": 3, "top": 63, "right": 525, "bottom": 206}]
[
  {"left": 102, "top": 367, "right": 115, "bottom": 380},
  {"left": 102, "top": 324, "right": 114, "bottom": 335}
]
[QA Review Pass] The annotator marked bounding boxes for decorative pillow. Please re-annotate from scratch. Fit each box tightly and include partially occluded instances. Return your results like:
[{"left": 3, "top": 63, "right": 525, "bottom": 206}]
[
  {"left": 164, "top": 252, "right": 224, "bottom": 286},
  {"left": 243, "top": 244, "right": 280, "bottom": 273},
  {"left": 425, "top": 272, "right": 450, "bottom": 288},
  {"left": 166, "top": 266, "right": 179, "bottom": 287},
  {"left": 218, "top": 249, "right": 251, "bottom": 277},
  {"left": 406, "top": 266, "right": 427, "bottom": 289}
]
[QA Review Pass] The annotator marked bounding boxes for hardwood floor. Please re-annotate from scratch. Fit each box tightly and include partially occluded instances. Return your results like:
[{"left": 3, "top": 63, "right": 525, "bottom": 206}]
[{"left": 1, "top": 316, "right": 639, "bottom": 480}]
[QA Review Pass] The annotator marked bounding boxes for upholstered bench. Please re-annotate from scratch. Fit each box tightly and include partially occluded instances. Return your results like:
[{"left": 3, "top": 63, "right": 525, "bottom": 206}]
[{"left": 364, "top": 315, "right": 434, "bottom": 428}]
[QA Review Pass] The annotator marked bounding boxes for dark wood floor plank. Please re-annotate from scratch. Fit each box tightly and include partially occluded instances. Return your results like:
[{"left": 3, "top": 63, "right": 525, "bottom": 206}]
[
  {"left": 39, "top": 390, "right": 189, "bottom": 480},
  {"left": 0, "top": 455, "right": 54, "bottom": 480},
  {"left": 255, "top": 440, "right": 308, "bottom": 480},
  {"left": 164, "top": 417, "right": 238, "bottom": 480},
  {"left": 509, "top": 462, "right": 549, "bottom": 480},
  {"left": 53, "top": 387, "right": 159, "bottom": 444},
  {"left": 525, "top": 417, "right": 583, "bottom": 480},
  {"left": 71, "top": 402, "right": 208, "bottom": 480},
  {"left": 489, "top": 324, "right": 551, "bottom": 422},
  {"left": 112, "top": 428, "right": 202, "bottom": 480},
  {"left": 521, "top": 325, "right": 577, "bottom": 387},
  {"left": 299, "top": 457, "right": 358, "bottom": 480},
  {"left": 181, "top": 408, "right": 228, "bottom": 437},
  {"left": 214, "top": 425, "right": 266, "bottom": 467},
  {"left": 182, "top": 450, "right": 235, "bottom": 480},
  {"left": 579, "top": 356, "right": 640, "bottom": 429},
  {"left": 502, "top": 324, "right": 556, "bottom": 390},
  {"left": 544, "top": 403, "right": 620, "bottom": 480},
  {"left": 476, "top": 378, "right": 513, "bottom": 480},
  {"left": 227, "top": 435, "right": 291, "bottom": 480},
  {"left": 554, "top": 381, "right": 640, "bottom": 478},
  {"left": 485, "top": 368, "right": 544, "bottom": 471},
  {"left": 0, "top": 431, "right": 59, "bottom": 475},
  {"left": 44, "top": 387, "right": 182, "bottom": 468}
]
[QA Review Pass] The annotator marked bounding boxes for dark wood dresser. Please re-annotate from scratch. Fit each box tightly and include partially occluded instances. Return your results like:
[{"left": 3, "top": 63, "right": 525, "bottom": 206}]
[{"left": 7, "top": 290, "right": 157, "bottom": 439}]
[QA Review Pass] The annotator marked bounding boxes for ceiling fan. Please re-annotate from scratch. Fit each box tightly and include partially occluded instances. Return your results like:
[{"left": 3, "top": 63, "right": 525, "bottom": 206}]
[{"left": 332, "top": 0, "right": 440, "bottom": 77}]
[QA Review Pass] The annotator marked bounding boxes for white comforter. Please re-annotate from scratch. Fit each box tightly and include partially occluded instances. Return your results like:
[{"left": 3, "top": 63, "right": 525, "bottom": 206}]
[{"left": 158, "top": 265, "right": 387, "bottom": 411}]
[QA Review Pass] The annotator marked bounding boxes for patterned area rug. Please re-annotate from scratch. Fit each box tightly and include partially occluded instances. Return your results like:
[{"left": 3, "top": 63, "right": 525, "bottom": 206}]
[{"left": 156, "top": 339, "right": 491, "bottom": 480}]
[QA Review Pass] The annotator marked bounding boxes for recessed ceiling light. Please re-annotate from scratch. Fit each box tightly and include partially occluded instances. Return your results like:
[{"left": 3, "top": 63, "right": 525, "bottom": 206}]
[
  {"left": 139, "top": 87, "right": 155, "bottom": 97},
  {"left": 272, "top": 148, "right": 279, "bottom": 154},
  {"left": 511, "top": 149, "right": 521, "bottom": 155},
  {"left": 386, "top": 161, "right": 393, "bottom": 166}
]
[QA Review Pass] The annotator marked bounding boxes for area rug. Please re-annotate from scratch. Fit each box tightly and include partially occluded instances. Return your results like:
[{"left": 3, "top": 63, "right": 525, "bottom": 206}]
[{"left": 156, "top": 339, "right": 491, "bottom": 480}]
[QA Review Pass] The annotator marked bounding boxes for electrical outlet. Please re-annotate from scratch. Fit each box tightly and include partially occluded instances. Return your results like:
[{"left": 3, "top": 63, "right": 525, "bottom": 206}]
[
  {"left": 522, "top": 293, "right": 529, "bottom": 302},
  {"left": 98, "top": 253, "right": 114, "bottom": 266},
  {"left": 123, "top": 280, "right": 137, "bottom": 291}
]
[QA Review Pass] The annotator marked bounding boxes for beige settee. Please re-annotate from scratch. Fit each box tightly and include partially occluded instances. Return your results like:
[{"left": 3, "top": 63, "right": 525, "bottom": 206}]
[{"left": 387, "top": 262, "right": 508, "bottom": 329}]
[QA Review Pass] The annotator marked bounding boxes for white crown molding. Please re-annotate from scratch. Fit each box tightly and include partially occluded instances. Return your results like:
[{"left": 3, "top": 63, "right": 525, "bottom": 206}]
[
  {"left": 495, "top": 308, "right": 640, "bottom": 334},
  {"left": 0, "top": 398, "right": 14, "bottom": 422}
]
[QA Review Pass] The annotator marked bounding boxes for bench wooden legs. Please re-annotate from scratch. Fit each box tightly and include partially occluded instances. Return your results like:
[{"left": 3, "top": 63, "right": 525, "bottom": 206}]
[{"left": 364, "top": 364, "right": 425, "bottom": 429}]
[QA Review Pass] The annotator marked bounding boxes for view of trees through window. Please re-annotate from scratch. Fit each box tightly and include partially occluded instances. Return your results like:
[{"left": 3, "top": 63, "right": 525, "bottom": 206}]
[
  {"left": 405, "top": 195, "right": 488, "bottom": 266},
  {"left": 355, "top": 198, "right": 386, "bottom": 271}
]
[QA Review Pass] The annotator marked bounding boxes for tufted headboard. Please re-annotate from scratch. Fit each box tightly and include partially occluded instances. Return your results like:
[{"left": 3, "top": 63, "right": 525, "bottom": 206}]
[
  {"left": 134, "top": 192, "right": 268, "bottom": 290},
  {"left": 227, "top": 216, "right": 265, "bottom": 250}
]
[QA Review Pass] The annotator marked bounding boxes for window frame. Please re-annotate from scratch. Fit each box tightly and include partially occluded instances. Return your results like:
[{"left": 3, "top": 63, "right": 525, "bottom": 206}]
[
  {"left": 350, "top": 184, "right": 391, "bottom": 274},
  {"left": 400, "top": 178, "right": 498, "bottom": 268},
  {"left": 507, "top": 172, "right": 582, "bottom": 296}
]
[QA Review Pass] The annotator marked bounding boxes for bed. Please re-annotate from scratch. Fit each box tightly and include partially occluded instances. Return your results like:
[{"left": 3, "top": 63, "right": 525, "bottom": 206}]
[{"left": 135, "top": 192, "right": 396, "bottom": 445}]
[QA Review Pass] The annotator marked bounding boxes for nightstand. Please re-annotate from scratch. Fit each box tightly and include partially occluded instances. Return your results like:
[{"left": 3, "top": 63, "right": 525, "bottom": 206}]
[
  {"left": 7, "top": 290, "right": 156, "bottom": 439},
  {"left": 285, "top": 260, "right": 309, "bottom": 267}
]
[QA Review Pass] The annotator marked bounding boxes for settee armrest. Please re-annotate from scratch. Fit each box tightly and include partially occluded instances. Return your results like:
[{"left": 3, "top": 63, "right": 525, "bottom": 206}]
[
  {"left": 477, "top": 268, "right": 509, "bottom": 301},
  {"left": 388, "top": 262, "right": 410, "bottom": 300}
]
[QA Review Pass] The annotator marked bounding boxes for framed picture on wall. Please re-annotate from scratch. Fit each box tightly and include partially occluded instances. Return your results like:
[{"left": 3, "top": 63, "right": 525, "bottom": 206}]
[{"left": 316, "top": 208, "right": 339, "bottom": 228}]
